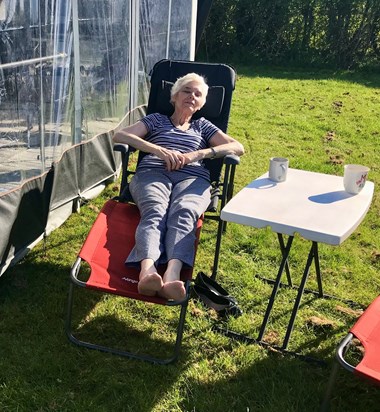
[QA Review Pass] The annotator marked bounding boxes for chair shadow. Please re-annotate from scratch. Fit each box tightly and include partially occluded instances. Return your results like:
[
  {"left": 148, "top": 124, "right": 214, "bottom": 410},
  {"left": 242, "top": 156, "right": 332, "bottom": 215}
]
[
  {"left": 71, "top": 312, "right": 188, "bottom": 360},
  {"left": 0, "top": 258, "right": 188, "bottom": 410}
]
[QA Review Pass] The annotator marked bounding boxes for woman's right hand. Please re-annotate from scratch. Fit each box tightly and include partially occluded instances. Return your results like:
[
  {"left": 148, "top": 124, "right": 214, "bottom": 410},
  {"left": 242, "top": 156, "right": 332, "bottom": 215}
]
[{"left": 155, "top": 147, "right": 186, "bottom": 171}]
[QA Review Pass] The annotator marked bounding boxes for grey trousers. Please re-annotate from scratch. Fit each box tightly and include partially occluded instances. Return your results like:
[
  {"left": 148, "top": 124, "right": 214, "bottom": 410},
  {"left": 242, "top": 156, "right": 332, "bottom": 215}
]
[{"left": 126, "top": 169, "right": 211, "bottom": 268}]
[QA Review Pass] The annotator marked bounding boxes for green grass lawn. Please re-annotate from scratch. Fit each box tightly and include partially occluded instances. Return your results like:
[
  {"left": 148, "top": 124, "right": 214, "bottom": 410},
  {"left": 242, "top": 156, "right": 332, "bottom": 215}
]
[{"left": 0, "top": 66, "right": 379, "bottom": 411}]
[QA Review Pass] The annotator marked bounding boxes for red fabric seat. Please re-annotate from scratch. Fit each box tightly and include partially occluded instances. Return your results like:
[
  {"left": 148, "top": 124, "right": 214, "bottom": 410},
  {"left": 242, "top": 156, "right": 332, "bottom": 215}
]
[
  {"left": 79, "top": 199, "right": 197, "bottom": 304},
  {"left": 350, "top": 295, "right": 380, "bottom": 384}
]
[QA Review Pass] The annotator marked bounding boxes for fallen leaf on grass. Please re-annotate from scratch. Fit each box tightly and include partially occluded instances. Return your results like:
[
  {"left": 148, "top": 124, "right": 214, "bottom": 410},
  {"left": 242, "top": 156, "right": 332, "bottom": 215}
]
[
  {"left": 371, "top": 251, "right": 380, "bottom": 262},
  {"left": 189, "top": 301, "right": 206, "bottom": 317},
  {"left": 189, "top": 306, "right": 205, "bottom": 317},
  {"left": 352, "top": 338, "right": 365, "bottom": 355},
  {"left": 324, "top": 131, "right": 335, "bottom": 142},
  {"left": 263, "top": 330, "right": 280, "bottom": 345},
  {"left": 88, "top": 204, "right": 100, "bottom": 213},
  {"left": 328, "top": 155, "right": 344, "bottom": 165},
  {"left": 335, "top": 305, "right": 363, "bottom": 318},
  {"left": 307, "top": 316, "right": 336, "bottom": 330}
]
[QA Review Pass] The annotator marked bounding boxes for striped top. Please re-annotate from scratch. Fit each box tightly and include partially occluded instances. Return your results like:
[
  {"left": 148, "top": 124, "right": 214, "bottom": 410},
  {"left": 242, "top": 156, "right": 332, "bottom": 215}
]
[{"left": 138, "top": 113, "right": 220, "bottom": 181}]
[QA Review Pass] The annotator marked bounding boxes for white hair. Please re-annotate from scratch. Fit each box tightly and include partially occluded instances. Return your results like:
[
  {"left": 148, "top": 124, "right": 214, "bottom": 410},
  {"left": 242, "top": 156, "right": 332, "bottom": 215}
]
[{"left": 170, "top": 73, "right": 209, "bottom": 106}]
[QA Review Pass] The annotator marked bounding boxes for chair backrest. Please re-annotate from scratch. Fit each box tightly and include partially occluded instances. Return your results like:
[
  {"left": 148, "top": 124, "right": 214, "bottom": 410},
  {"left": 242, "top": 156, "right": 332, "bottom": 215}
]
[
  {"left": 142, "top": 59, "right": 237, "bottom": 184},
  {"left": 147, "top": 59, "right": 236, "bottom": 132}
]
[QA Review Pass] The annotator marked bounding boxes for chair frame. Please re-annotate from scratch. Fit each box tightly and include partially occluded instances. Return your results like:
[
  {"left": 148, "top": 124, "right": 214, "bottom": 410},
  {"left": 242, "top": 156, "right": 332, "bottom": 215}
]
[
  {"left": 321, "top": 295, "right": 380, "bottom": 410},
  {"left": 66, "top": 255, "right": 192, "bottom": 364}
]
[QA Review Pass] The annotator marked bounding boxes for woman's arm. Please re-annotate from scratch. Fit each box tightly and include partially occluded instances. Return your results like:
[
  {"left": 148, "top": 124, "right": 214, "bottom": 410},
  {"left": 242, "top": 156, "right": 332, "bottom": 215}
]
[
  {"left": 181, "top": 130, "right": 244, "bottom": 165},
  {"left": 113, "top": 121, "right": 152, "bottom": 152},
  {"left": 113, "top": 121, "right": 185, "bottom": 171},
  {"left": 208, "top": 130, "right": 245, "bottom": 158}
]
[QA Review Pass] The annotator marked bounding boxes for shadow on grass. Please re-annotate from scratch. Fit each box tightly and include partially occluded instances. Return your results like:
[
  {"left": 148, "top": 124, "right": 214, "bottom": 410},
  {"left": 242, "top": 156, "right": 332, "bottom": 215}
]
[
  {"left": 0, "top": 258, "right": 190, "bottom": 410},
  {"left": 68, "top": 313, "right": 187, "bottom": 362},
  {"left": 0, "top": 256, "right": 376, "bottom": 411},
  {"left": 176, "top": 341, "right": 380, "bottom": 412}
]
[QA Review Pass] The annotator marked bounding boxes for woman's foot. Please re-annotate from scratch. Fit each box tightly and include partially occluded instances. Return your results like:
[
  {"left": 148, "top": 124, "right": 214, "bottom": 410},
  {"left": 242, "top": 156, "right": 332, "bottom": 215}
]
[
  {"left": 158, "top": 258, "right": 186, "bottom": 301},
  {"left": 138, "top": 272, "right": 163, "bottom": 296},
  {"left": 138, "top": 259, "right": 163, "bottom": 296},
  {"left": 159, "top": 280, "right": 186, "bottom": 301}
]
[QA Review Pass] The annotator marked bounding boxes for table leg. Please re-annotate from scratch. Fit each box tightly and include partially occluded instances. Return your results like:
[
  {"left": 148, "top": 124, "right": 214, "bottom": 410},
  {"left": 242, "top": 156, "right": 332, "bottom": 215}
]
[
  {"left": 278, "top": 233, "right": 292, "bottom": 286},
  {"left": 258, "top": 235, "right": 294, "bottom": 341},
  {"left": 282, "top": 241, "right": 317, "bottom": 349},
  {"left": 313, "top": 242, "right": 324, "bottom": 297}
]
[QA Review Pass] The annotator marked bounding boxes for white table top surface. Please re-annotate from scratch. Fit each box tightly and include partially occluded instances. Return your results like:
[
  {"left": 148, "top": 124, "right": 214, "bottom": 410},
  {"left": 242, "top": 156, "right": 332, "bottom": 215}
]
[{"left": 221, "top": 168, "right": 374, "bottom": 245}]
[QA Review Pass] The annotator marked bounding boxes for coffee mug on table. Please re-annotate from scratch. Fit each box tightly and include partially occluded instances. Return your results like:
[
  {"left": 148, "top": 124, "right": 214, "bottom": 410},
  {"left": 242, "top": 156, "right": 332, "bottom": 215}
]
[
  {"left": 343, "top": 164, "right": 370, "bottom": 194},
  {"left": 269, "top": 157, "right": 289, "bottom": 182}
]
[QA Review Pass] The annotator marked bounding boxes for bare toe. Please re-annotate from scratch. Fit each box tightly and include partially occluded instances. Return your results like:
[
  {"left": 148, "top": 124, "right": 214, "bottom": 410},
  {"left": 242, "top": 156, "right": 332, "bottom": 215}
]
[
  {"left": 138, "top": 273, "right": 163, "bottom": 296},
  {"left": 158, "top": 280, "right": 186, "bottom": 301}
]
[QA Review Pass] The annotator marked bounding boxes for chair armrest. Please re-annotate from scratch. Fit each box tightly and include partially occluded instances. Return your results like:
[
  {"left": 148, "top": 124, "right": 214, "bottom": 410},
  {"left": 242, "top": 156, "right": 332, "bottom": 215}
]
[
  {"left": 113, "top": 144, "right": 136, "bottom": 200},
  {"left": 113, "top": 143, "right": 131, "bottom": 154},
  {"left": 223, "top": 154, "right": 240, "bottom": 165}
]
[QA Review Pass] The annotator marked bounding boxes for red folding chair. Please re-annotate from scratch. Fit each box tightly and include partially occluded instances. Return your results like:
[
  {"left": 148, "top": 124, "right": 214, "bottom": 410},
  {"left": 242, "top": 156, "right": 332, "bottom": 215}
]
[
  {"left": 65, "top": 59, "right": 239, "bottom": 364},
  {"left": 65, "top": 200, "right": 202, "bottom": 364},
  {"left": 321, "top": 295, "right": 380, "bottom": 410}
]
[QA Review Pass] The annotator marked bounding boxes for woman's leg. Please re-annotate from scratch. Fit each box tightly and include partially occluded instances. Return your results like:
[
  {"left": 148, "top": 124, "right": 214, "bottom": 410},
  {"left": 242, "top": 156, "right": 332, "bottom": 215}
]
[
  {"left": 156, "top": 177, "right": 210, "bottom": 301},
  {"left": 126, "top": 171, "right": 172, "bottom": 297},
  {"left": 165, "top": 177, "right": 211, "bottom": 267},
  {"left": 126, "top": 171, "right": 172, "bottom": 266}
]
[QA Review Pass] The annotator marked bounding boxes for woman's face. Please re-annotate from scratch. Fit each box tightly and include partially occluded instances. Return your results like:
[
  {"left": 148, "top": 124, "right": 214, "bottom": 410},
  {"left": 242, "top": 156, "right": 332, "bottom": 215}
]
[{"left": 172, "top": 81, "right": 206, "bottom": 114}]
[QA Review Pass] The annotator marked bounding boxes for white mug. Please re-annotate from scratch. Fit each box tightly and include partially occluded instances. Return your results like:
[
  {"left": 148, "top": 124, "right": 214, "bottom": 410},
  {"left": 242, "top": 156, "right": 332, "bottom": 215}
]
[
  {"left": 343, "top": 164, "right": 370, "bottom": 194},
  {"left": 269, "top": 157, "right": 289, "bottom": 182}
]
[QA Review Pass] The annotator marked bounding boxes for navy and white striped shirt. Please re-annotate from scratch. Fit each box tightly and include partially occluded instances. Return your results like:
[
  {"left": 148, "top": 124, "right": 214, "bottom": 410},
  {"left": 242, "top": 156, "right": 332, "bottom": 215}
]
[{"left": 138, "top": 113, "right": 220, "bottom": 181}]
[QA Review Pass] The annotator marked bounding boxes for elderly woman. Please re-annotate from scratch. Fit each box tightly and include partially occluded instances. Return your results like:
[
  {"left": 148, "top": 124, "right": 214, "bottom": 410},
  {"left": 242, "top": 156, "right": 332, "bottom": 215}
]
[{"left": 113, "top": 73, "right": 244, "bottom": 301}]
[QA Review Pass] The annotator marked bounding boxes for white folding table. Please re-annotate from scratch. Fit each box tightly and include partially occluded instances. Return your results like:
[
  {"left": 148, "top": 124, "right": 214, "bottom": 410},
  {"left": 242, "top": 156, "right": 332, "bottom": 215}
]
[{"left": 221, "top": 168, "right": 374, "bottom": 351}]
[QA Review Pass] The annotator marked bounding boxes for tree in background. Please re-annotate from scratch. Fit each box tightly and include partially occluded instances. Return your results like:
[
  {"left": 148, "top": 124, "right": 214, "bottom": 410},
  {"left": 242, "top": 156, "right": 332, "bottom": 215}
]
[{"left": 197, "top": 0, "right": 380, "bottom": 69}]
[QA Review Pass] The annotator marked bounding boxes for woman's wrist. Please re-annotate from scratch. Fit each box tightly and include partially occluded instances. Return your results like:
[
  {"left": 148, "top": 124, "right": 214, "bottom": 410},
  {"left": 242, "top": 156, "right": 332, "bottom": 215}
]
[{"left": 210, "top": 147, "right": 217, "bottom": 159}]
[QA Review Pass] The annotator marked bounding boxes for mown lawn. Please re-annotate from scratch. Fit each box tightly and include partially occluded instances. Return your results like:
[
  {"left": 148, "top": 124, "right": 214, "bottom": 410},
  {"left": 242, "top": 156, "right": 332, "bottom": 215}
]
[{"left": 0, "top": 65, "right": 379, "bottom": 411}]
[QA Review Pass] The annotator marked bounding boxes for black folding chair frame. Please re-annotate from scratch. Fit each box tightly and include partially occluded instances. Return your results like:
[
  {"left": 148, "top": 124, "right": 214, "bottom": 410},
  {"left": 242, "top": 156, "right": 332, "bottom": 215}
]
[{"left": 66, "top": 257, "right": 192, "bottom": 364}]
